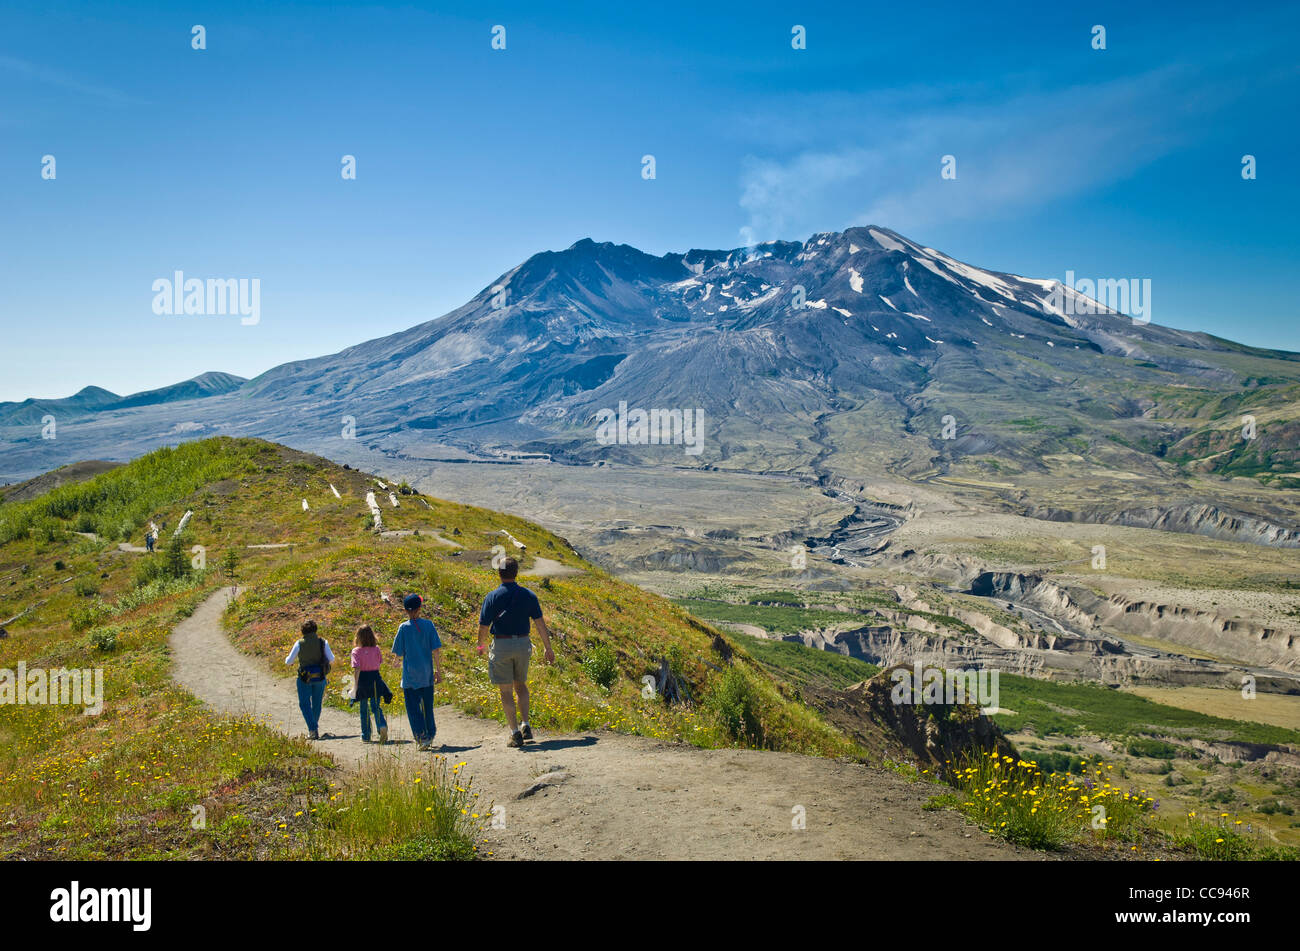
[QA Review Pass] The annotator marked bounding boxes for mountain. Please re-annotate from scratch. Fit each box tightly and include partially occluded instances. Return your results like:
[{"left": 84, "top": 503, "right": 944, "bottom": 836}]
[
  {"left": 107, "top": 371, "right": 248, "bottom": 410},
  {"left": 4, "top": 226, "right": 1299, "bottom": 541},
  {"left": 234, "top": 225, "right": 1300, "bottom": 501},
  {"left": 0, "top": 385, "right": 123, "bottom": 427},
  {"left": 0, "top": 372, "right": 247, "bottom": 427}
]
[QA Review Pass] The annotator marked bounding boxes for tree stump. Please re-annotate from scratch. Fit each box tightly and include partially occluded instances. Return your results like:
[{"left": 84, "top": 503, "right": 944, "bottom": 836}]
[{"left": 655, "top": 657, "right": 689, "bottom": 704}]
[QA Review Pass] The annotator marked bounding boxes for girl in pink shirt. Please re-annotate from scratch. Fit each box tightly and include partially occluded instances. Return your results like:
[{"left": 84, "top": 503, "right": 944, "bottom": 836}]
[{"left": 351, "top": 626, "right": 388, "bottom": 742}]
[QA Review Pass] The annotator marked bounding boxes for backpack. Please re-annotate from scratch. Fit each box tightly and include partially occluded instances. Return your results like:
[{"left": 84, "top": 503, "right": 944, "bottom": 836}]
[{"left": 298, "top": 637, "right": 331, "bottom": 683}]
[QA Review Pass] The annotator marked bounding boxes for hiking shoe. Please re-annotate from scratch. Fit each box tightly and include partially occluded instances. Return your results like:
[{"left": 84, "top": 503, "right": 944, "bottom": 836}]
[
  {"left": 507, "top": 731, "right": 524, "bottom": 749},
  {"left": 520, "top": 724, "right": 533, "bottom": 741},
  {"left": 309, "top": 730, "right": 320, "bottom": 740},
  {"left": 379, "top": 726, "right": 388, "bottom": 744}
]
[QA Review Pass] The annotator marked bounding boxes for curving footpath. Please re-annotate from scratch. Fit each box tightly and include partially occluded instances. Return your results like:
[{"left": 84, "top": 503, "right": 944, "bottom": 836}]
[{"left": 169, "top": 587, "right": 1036, "bottom": 861}]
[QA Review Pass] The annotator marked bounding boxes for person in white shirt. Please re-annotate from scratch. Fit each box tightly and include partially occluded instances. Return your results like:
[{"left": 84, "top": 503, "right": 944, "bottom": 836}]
[{"left": 285, "top": 620, "right": 334, "bottom": 739}]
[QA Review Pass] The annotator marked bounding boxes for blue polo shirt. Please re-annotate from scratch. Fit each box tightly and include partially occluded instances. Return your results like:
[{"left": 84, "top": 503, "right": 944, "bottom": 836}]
[
  {"left": 392, "top": 617, "right": 442, "bottom": 688},
  {"left": 479, "top": 582, "right": 542, "bottom": 638}
]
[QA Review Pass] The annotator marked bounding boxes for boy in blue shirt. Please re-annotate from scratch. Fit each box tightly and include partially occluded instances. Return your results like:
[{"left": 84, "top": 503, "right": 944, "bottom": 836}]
[{"left": 391, "top": 593, "right": 443, "bottom": 750}]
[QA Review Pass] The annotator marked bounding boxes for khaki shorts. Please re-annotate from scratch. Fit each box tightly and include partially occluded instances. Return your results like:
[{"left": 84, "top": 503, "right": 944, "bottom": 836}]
[{"left": 488, "top": 637, "right": 532, "bottom": 686}]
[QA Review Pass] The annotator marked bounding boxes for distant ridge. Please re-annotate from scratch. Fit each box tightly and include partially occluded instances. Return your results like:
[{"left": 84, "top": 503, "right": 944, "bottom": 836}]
[{"left": 0, "top": 372, "right": 247, "bottom": 426}]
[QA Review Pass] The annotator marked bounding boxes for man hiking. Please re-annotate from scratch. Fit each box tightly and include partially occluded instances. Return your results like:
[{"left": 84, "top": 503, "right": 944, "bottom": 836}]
[
  {"left": 390, "top": 593, "right": 442, "bottom": 751},
  {"left": 477, "top": 557, "right": 554, "bottom": 748}
]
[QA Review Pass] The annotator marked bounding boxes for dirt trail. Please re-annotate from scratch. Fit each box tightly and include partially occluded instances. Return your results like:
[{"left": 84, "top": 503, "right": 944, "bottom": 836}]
[
  {"left": 521, "top": 556, "right": 581, "bottom": 579},
  {"left": 170, "top": 588, "right": 1037, "bottom": 860}
]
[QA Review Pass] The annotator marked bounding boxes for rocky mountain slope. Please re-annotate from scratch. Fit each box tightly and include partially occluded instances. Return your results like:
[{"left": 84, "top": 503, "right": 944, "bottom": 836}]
[{"left": 4, "top": 226, "right": 1298, "bottom": 547}]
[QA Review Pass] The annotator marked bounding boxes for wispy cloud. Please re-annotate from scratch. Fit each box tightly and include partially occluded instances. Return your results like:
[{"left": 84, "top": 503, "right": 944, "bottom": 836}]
[
  {"left": 0, "top": 54, "right": 145, "bottom": 105},
  {"left": 735, "top": 57, "right": 1283, "bottom": 244}
]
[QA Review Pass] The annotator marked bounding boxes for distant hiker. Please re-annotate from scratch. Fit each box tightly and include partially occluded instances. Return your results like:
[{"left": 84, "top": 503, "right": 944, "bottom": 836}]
[
  {"left": 145, "top": 522, "right": 157, "bottom": 553},
  {"left": 285, "top": 620, "right": 334, "bottom": 740},
  {"left": 477, "top": 557, "right": 555, "bottom": 748},
  {"left": 391, "top": 594, "right": 442, "bottom": 751},
  {"left": 350, "top": 625, "right": 391, "bottom": 743}
]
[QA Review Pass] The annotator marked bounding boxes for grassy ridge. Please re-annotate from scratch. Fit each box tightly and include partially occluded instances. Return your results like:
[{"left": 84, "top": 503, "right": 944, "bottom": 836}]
[
  {"left": 0, "top": 439, "right": 485, "bottom": 859},
  {"left": 0, "top": 440, "right": 260, "bottom": 545},
  {"left": 0, "top": 437, "right": 855, "bottom": 859}
]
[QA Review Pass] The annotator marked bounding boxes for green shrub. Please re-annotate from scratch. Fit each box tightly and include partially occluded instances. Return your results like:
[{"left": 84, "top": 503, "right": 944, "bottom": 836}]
[
  {"left": 114, "top": 573, "right": 205, "bottom": 614},
  {"left": 923, "top": 792, "right": 965, "bottom": 811},
  {"left": 582, "top": 644, "right": 618, "bottom": 690},
  {"left": 1032, "top": 751, "right": 1087, "bottom": 775},
  {"left": 164, "top": 536, "right": 192, "bottom": 580},
  {"left": 70, "top": 600, "right": 111, "bottom": 633},
  {"left": 87, "top": 625, "right": 120, "bottom": 652},
  {"left": 305, "top": 757, "right": 479, "bottom": 861},
  {"left": 706, "top": 667, "right": 764, "bottom": 746},
  {"left": 133, "top": 556, "right": 167, "bottom": 587},
  {"left": 73, "top": 578, "right": 100, "bottom": 598},
  {"left": 1126, "top": 737, "right": 1180, "bottom": 759},
  {"left": 1171, "top": 817, "right": 1260, "bottom": 860},
  {"left": 954, "top": 751, "right": 1154, "bottom": 850}
]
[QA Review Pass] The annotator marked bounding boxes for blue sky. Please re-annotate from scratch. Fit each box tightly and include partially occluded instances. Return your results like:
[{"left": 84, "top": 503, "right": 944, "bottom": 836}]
[{"left": 2, "top": 0, "right": 1297, "bottom": 402}]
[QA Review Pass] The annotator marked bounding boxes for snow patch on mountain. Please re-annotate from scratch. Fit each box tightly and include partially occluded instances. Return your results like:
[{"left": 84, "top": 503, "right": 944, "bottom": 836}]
[
  {"left": 926, "top": 249, "right": 1017, "bottom": 300},
  {"left": 868, "top": 228, "right": 906, "bottom": 253},
  {"left": 914, "top": 256, "right": 956, "bottom": 283},
  {"left": 738, "top": 285, "right": 781, "bottom": 308}
]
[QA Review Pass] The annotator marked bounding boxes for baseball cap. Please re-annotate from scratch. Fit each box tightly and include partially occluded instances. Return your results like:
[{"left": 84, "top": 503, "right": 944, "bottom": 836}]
[{"left": 403, "top": 593, "right": 422, "bottom": 611}]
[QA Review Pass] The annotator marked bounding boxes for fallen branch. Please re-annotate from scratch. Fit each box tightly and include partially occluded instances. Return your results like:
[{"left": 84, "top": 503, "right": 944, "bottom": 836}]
[{"left": 1, "top": 601, "right": 45, "bottom": 627}]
